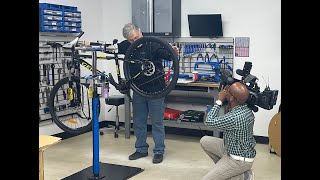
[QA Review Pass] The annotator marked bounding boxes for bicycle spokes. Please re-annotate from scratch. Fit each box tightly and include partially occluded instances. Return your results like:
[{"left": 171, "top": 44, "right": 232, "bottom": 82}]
[
  {"left": 49, "top": 77, "right": 99, "bottom": 134},
  {"left": 127, "top": 59, "right": 174, "bottom": 94}
]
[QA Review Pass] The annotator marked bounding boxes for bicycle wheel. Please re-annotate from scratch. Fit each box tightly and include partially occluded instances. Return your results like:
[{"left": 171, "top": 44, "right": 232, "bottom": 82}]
[
  {"left": 48, "top": 76, "right": 100, "bottom": 134},
  {"left": 123, "top": 36, "right": 179, "bottom": 99}
]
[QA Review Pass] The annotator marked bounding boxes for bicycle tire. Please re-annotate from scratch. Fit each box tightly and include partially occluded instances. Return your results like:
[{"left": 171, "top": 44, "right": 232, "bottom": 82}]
[
  {"left": 48, "top": 76, "right": 100, "bottom": 134},
  {"left": 123, "top": 36, "right": 179, "bottom": 99}
]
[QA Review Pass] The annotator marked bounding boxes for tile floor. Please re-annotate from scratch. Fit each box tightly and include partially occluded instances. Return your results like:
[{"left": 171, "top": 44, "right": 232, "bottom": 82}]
[{"left": 43, "top": 130, "right": 281, "bottom": 180}]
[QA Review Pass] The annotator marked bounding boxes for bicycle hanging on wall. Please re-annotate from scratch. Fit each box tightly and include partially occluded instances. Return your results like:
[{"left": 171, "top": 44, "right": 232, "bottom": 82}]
[{"left": 48, "top": 32, "right": 179, "bottom": 135}]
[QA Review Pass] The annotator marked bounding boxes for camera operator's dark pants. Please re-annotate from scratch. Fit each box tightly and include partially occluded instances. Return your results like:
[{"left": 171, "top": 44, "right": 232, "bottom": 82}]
[{"left": 200, "top": 136, "right": 253, "bottom": 180}]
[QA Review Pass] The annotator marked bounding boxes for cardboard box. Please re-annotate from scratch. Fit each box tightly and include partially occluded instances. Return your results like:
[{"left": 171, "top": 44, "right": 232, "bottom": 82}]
[{"left": 39, "top": 135, "right": 61, "bottom": 180}]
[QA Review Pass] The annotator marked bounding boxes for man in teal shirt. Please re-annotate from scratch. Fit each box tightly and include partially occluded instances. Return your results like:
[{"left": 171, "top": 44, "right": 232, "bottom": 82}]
[{"left": 201, "top": 82, "right": 256, "bottom": 180}]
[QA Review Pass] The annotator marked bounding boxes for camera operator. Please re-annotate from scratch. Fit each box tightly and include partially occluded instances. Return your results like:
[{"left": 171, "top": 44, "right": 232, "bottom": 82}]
[{"left": 200, "top": 82, "right": 256, "bottom": 180}]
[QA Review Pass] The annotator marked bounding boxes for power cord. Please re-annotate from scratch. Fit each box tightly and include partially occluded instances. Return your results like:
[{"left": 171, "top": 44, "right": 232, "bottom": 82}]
[{"left": 197, "top": 124, "right": 208, "bottom": 136}]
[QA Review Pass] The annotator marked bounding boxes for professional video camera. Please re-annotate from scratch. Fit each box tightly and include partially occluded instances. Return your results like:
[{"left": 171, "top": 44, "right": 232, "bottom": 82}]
[{"left": 218, "top": 61, "right": 278, "bottom": 112}]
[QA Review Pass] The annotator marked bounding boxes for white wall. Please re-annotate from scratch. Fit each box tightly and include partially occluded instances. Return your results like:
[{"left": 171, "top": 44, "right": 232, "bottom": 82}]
[
  {"left": 101, "top": 0, "right": 132, "bottom": 43},
  {"left": 97, "top": 0, "right": 132, "bottom": 123},
  {"left": 181, "top": 0, "right": 281, "bottom": 136},
  {"left": 39, "top": 0, "right": 281, "bottom": 137}
]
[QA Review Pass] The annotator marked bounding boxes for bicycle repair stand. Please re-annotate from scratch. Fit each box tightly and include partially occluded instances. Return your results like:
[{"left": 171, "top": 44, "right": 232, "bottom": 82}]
[{"left": 62, "top": 50, "right": 143, "bottom": 180}]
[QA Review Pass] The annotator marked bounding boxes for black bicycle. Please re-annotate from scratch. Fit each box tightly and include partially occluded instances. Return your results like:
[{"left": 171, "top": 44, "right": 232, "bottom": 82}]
[{"left": 48, "top": 32, "right": 179, "bottom": 134}]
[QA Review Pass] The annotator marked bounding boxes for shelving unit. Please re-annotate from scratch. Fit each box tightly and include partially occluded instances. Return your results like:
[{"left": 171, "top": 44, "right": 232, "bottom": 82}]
[
  {"left": 163, "top": 82, "right": 223, "bottom": 137},
  {"left": 164, "top": 37, "right": 233, "bottom": 135}
]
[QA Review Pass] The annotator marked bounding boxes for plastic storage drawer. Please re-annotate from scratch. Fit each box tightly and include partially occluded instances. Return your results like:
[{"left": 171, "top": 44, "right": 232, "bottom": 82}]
[
  {"left": 64, "top": 17, "right": 81, "bottom": 22},
  {"left": 43, "top": 9, "right": 62, "bottom": 16},
  {"left": 42, "top": 25, "right": 64, "bottom": 32},
  {"left": 64, "top": 21, "right": 81, "bottom": 27},
  {"left": 73, "top": 12, "right": 81, "bottom": 18},
  {"left": 64, "top": 27, "right": 81, "bottom": 32},
  {"left": 44, "top": 15, "right": 63, "bottom": 21},
  {"left": 64, "top": 11, "right": 81, "bottom": 17},
  {"left": 43, "top": 20, "right": 63, "bottom": 26}
]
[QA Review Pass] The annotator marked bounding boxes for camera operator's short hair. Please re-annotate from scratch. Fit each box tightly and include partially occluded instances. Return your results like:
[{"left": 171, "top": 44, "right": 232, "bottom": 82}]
[{"left": 122, "top": 23, "right": 140, "bottom": 39}]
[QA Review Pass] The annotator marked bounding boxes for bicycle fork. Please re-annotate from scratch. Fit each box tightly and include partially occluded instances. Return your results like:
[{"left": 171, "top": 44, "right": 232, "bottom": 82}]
[{"left": 110, "top": 54, "right": 133, "bottom": 101}]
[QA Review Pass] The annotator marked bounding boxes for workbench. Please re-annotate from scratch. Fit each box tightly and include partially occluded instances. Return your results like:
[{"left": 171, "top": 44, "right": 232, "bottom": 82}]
[{"left": 124, "top": 81, "right": 224, "bottom": 139}]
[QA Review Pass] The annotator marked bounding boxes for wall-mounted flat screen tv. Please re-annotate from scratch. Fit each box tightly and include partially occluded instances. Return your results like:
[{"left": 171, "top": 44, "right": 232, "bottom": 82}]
[{"left": 188, "top": 14, "right": 223, "bottom": 37}]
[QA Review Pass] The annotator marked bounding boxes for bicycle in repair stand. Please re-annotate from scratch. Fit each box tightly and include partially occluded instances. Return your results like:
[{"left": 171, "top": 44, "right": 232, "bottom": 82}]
[{"left": 47, "top": 32, "right": 179, "bottom": 179}]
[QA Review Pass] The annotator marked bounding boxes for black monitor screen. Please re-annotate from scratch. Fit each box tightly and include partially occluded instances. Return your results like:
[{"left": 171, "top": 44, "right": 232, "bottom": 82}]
[{"left": 188, "top": 14, "right": 223, "bottom": 37}]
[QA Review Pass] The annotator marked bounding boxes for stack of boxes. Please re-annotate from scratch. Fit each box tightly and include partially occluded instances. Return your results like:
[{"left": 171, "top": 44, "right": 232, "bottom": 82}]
[{"left": 39, "top": 3, "right": 82, "bottom": 33}]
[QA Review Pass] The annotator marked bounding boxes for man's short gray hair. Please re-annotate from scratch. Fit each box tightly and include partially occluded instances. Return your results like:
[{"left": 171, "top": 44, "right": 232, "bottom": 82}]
[{"left": 122, "top": 23, "right": 140, "bottom": 39}]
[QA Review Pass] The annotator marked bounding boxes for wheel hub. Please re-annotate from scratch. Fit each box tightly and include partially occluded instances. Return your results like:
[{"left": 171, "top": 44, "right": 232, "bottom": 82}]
[{"left": 141, "top": 61, "right": 155, "bottom": 76}]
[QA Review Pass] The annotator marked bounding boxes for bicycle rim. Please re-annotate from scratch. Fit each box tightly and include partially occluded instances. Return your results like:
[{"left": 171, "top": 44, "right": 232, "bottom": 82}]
[
  {"left": 48, "top": 76, "right": 100, "bottom": 134},
  {"left": 123, "top": 36, "right": 179, "bottom": 99}
]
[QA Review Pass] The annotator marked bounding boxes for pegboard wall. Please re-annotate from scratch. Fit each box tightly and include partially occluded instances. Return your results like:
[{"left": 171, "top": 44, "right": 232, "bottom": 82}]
[
  {"left": 39, "top": 33, "right": 77, "bottom": 122},
  {"left": 165, "top": 37, "right": 234, "bottom": 82}
]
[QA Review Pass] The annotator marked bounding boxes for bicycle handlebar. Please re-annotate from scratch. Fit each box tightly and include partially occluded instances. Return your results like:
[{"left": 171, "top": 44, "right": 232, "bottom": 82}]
[
  {"left": 75, "top": 44, "right": 118, "bottom": 54},
  {"left": 77, "top": 31, "right": 84, "bottom": 38},
  {"left": 63, "top": 31, "right": 119, "bottom": 54},
  {"left": 75, "top": 46, "right": 104, "bottom": 51},
  {"left": 63, "top": 31, "right": 85, "bottom": 49}
]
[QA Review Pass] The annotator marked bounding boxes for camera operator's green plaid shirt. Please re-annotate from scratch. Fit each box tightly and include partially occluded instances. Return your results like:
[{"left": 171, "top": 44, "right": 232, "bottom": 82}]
[{"left": 205, "top": 104, "right": 256, "bottom": 158}]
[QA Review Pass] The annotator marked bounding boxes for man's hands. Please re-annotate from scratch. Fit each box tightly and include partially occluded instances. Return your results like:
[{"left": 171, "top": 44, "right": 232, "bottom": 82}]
[
  {"left": 172, "top": 45, "right": 179, "bottom": 55},
  {"left": 169, "top": 43, "right": 180, "bottom": 55},
  {"left": 218, "top": 85, "right": 229, "bottom": 102}
]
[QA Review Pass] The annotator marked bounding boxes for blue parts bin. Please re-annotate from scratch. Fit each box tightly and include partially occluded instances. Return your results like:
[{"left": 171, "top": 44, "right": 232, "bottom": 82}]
[{"left": 39, "top": 3, "right": 82, "bottom": 33}]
